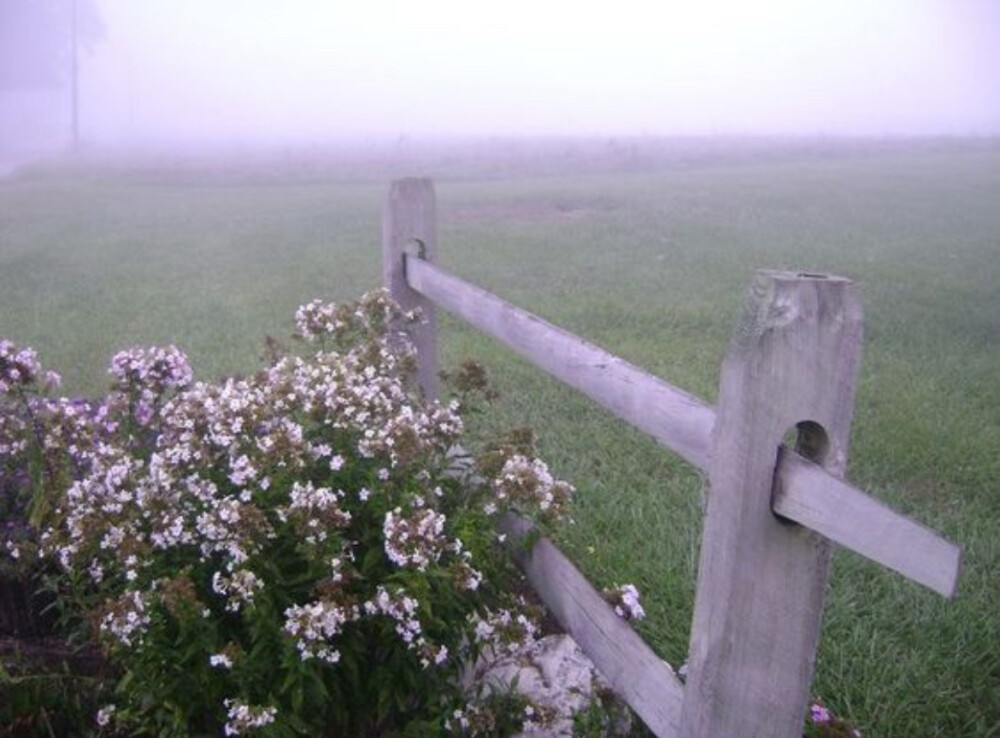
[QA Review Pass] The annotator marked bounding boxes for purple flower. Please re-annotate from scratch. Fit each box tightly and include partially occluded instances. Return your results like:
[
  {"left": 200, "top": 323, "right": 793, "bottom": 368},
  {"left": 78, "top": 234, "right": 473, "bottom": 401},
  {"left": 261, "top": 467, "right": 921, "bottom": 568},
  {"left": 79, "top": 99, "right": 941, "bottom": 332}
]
[{"left": 810, "top": 703, "right": 831, "bottom": 724}]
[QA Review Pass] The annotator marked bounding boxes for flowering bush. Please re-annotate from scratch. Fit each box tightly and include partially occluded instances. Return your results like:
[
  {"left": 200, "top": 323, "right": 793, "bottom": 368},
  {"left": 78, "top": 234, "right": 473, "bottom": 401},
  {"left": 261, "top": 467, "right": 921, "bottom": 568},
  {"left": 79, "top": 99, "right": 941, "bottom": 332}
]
[{"left": 1, "top": 291, "right": 574, "bottom": 737}]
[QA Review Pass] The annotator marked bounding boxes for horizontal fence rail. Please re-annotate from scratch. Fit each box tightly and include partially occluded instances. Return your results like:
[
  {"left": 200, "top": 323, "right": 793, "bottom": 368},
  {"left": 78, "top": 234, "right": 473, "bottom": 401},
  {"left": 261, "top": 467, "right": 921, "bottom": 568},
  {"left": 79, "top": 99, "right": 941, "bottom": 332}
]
[
  {"left": 383, "top": 177, "right": 963, "bottom": 738},
  {"left": 405, "top": 253, "right": 961, "bottom": 598},
  {"left": 500, "top": 516, "right": 684, "bottom": 737},
  {"left": 405, "top": 255, "right": 715, "bottom": 468}
]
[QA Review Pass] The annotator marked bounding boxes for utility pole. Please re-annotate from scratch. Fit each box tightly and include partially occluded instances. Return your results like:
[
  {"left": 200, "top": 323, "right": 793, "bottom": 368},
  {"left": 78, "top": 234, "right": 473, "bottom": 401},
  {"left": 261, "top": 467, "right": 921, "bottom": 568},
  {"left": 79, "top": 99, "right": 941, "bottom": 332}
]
[{"left": 70, "top": 0, "right": 79, "bottom": 150}]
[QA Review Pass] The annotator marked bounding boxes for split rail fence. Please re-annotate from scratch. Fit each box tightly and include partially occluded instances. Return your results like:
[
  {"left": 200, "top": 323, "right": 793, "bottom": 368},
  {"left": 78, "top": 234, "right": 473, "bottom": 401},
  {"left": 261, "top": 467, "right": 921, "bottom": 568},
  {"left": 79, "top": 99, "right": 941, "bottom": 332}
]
[{"left": 381, "top": 178, "right": 962, "bottom": 738}]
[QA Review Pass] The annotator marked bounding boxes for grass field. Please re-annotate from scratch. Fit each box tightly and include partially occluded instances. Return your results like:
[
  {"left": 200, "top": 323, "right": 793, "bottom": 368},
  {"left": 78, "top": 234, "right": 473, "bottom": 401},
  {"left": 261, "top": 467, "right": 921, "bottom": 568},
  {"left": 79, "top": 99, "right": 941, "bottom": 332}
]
[{"left": 2, "top": 139, "right": 999, "bottom": 736}]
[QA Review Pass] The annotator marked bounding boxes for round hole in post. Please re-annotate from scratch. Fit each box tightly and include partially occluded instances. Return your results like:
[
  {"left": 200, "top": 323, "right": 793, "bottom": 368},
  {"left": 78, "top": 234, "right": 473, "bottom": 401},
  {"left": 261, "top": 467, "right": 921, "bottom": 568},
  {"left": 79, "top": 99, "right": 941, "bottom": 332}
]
[
  {"left": 406, "top": 238, "right": 427, "bottom": 260},
  {"left": 783, "top": 420, "right": 830, "bottom": 464},
  {"left": 774, "top": 420, "right": 830, "bottom": 526}
]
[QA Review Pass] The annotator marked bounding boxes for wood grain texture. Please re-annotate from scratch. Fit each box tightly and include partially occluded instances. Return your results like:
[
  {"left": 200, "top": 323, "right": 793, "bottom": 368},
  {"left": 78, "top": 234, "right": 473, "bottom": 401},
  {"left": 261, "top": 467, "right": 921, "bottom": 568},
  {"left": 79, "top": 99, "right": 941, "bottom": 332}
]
[
  {"left": 773, "top": 449, "right": 962, "bottom": 598},
  {"left": 392, "top": 203, "right": 965, "bottom": 735},
  {"left": 679, "top": 272, "right": 864, "bottom": 738},
  {"left": 500, "top": 516, "right": 684, "bottom": 738},
  {"left": 405, "top": 255, "right": 715, "bottom": 469},
  {"left": 407, "top": 255, "right": 962, "bottom": 597},
  {"left": 382, "top": 179, "right": 439, "bottom": 399}
]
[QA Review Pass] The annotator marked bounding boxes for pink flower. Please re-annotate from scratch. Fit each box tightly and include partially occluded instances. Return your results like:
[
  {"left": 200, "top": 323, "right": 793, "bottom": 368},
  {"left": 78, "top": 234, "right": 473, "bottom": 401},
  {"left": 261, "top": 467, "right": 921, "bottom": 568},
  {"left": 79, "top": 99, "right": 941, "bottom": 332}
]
[{"left": 810, "top": 703, "right": 831, "bottom": 724}]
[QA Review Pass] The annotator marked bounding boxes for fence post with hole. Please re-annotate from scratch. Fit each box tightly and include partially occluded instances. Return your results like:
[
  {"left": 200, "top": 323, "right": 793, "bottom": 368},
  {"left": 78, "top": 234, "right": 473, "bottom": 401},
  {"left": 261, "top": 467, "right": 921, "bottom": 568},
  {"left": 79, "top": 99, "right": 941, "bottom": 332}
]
[
  {"left": 678, "top": 272, "right": 864, "bottom": 738},
  {"left": 380, "top": 177, "right": 961, "bottom": 738},
  {"left": 382, "top": 177, "right": 439, "bottom": 400}
]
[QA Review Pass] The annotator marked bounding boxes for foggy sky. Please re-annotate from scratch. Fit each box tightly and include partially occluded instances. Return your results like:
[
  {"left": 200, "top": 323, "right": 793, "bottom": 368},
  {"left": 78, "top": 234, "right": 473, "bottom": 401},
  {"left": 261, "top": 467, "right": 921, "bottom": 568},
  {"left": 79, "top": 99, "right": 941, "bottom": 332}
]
[{"left": 76, "top": 0, "right": 1000, "bottom": 143}]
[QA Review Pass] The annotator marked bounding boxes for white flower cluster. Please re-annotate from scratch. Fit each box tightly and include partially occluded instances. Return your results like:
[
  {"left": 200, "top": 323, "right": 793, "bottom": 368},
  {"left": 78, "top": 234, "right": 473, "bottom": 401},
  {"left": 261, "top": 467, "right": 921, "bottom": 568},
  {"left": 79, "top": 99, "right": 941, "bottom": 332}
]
[
  {"left": 492, "top": 455, "right": 574, "bottom": 521},
  {"left": 109, "top": 345, "right": 193, "bottom": 426},
  {"left": 605, "top": 583, "right": 646, "bottom": 621},
  {"left": 37, "top": 317, "right": 468, "bottom": 655},
  {"left": 278, "top": 481, "right": 351, "bottom": 544},
  {"left": 364, "top": 585, "right": 424, "bottom": 646},
  {"left": 447, "top": 706, "right": 476, "bottom": 733},
  {"left": 1, "top": 339, "right": 60, "bottom": 392},
  {"left": 617, "top": 583, "right": 646, "bottom": 620},
  {"left": 283, "top": 599, "right": 360, "bottom": 663},
  {"left": 7, "top": 291, "right": 578, "bottom": 736},
  {"left": 5, "top": 540, "right": 20, "bottom": 560},
  {"left": 472, "top": 604, "right": 539, "bottom": 657},
  {"left": 383, "top": 506, "right": 447, "bottom": 570},
  {"left": 381, "top": 502, "right": 484, "bottom": 593},
  {"left": 210, "top": 652, "right": 234, "bottom": 669},
  {"left": 211, "top": 569, "right": 264, "bottom": 612},
  {"left": 294, "top": 289, "right": 416, "bottom": 344},
  {"left": 109, "top": 344, "right": 193, "bottom": 393},
  {"left": 95, "top": 704, "right": 116, "bottom": 727},
  {"left": 223, "top": 699, "right": 277, "bottom": 736},
  {"left": 0, "top": 340, "right": 67, "bottom": 460},
  {"left": 0, "top": 409, "right": 29, "bottom": 456},
  {"left": 295, "top": 298, "right": 347, "bottom": 341},
  {"left": 447, "top": 699, "right": 555, "bottom": 736},
  {"left": 99, "top": 590, "right": 151, "bottom": 647}
]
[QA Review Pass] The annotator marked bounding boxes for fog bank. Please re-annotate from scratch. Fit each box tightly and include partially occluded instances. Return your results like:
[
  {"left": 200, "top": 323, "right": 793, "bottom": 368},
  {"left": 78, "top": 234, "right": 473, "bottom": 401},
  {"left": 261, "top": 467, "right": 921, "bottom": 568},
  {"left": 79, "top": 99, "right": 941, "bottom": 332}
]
[{"left": 3, "top": 0, "right": 999, "bottom": 154}]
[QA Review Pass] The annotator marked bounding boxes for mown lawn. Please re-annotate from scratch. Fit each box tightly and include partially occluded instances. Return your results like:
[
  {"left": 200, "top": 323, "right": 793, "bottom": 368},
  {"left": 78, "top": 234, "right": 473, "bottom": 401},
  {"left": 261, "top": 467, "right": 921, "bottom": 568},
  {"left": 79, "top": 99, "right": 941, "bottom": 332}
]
[{"left": 2, "top": 141, "right": 999, "bottom": 736}]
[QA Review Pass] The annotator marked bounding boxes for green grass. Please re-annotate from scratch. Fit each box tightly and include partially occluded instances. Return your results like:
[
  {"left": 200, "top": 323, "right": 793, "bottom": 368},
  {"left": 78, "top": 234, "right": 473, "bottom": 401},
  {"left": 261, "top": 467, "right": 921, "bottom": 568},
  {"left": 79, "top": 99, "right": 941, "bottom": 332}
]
[{"left": 2, "top": 140, "right": 999, "bottom": 736}]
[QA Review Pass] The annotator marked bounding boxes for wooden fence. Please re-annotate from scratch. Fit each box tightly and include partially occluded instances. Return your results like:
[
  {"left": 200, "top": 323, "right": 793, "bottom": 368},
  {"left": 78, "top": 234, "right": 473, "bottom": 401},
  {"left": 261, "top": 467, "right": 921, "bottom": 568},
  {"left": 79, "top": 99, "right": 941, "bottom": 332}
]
[{"left": 382, "top": 178, "right": 962, "bottom": 738}]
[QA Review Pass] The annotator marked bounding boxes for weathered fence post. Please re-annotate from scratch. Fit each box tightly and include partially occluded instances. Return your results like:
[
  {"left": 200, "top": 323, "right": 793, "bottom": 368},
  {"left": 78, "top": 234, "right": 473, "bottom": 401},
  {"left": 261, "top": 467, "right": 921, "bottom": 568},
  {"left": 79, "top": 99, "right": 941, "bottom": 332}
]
[
  {"left": 679, "top": 272, "right": 864, "bottom": 738},
  {"left": 383, "top": 178, "right": 439, "bottom": 400},
  {"left": 385, "top": 182, "right": 960, "bottom": 735}
]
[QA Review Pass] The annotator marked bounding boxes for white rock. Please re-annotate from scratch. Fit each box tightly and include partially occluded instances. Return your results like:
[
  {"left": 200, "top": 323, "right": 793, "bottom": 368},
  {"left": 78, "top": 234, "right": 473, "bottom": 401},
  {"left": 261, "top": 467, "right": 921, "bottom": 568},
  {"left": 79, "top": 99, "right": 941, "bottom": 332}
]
[{"left": 474, "top": 634, "right": 631, "bottom": 737}]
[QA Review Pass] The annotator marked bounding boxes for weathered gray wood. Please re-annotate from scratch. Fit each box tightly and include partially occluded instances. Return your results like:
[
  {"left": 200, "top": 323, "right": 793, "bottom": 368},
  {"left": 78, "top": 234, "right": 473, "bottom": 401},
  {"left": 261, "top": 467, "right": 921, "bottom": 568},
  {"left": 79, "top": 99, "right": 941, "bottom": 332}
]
[
  {"left": 405, "top": 255, "right": 715, "bottom": 469},
  {"left": 679, "top": 272, "right": 864, "bottom": 738},
  {"left": 382, "top": 178, "right": 438, "bottom": 399},
  {"left": 500, "top": 516, "right": 684, "bottom": 738},
  {"left": 407, "top": 254, "right": 963, "bottom": 597},
  {"left": 773, "top": 448, "right": 962, "bottom": 598},
  {"left": 407, "top": 255, "right": 960, "bottom": 597},
  {"left": 386, "top": 186, "right": 965, "bottom": 737}
]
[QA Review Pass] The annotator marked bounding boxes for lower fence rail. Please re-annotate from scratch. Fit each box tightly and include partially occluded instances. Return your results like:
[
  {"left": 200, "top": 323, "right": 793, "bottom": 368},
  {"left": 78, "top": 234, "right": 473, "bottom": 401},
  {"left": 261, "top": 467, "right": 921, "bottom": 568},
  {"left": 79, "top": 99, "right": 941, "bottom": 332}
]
[
  {"left": 500, "top": 516, "right": 684, "bottom": 737},
  {"left": 383, "top": 178, "right": 962, "bottom": 738},
  {"left": 404, "top": 253, "right": 960, "bottom": 598}
]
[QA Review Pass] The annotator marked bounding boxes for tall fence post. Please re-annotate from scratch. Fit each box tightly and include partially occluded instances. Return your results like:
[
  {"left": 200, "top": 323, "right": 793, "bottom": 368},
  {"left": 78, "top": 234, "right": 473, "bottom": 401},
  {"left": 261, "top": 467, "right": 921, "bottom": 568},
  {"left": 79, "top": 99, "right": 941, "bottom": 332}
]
[
  {"left": 382, "top": 178, "right": 439, "bottom": 400},
  {"left": 679, "top": 271, "right": 864, "bottom": 738}
]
